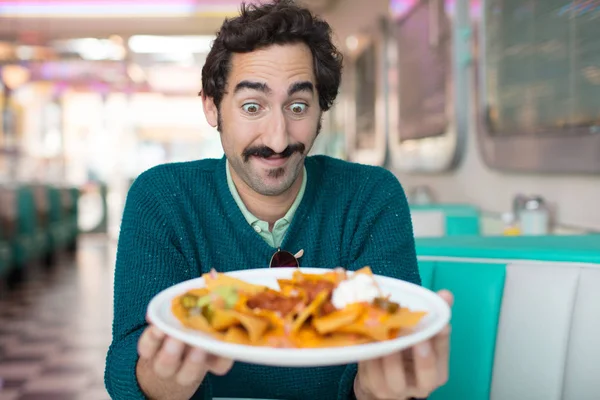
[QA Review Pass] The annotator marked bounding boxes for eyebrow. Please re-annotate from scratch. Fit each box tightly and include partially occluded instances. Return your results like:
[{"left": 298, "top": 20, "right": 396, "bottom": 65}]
[
  {"left": 232, "top": 80, "right": 314, "bottom": 97},
  {"left": 234, "top": 80, "right": 271, "bottom": 94},
  {"left": 288, "top": 81, "right": 314, "bottom": 96}
]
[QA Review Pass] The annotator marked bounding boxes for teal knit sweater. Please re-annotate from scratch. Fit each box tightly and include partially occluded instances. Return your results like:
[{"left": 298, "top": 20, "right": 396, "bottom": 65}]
[{"left": 105, "top": 155, "right": 421, "bottom": 400}]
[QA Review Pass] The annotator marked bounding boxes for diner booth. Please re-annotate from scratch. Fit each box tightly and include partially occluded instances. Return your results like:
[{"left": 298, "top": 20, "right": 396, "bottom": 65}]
[{"left": 415, "top": 234, "right": 600, "bottom": 399}]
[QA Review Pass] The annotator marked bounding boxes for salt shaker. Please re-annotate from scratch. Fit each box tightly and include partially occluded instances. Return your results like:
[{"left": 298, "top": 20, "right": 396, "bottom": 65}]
[{"left": 519, "top": 196, "right": 550, "bottom": 235}]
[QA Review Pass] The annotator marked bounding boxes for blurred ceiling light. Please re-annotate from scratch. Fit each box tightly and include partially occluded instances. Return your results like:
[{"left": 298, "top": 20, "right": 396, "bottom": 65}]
[
  {"left": 109, "top": 35, "right": 125, "bottom": 46},
  {"left": 156, "top": 52, "right": 196, "bottom": 65},
  {"left": 0, "top": 1, "right": 198, "bottom": 18},
  {"left": 73, "top": 38, "right": 107, "bottom": 60},
  {"left": 52, "top": 38, "right": 125, "bottom": 61},
  {"left": 345, "top": 36, "right": 359, "bottom": 51},
  {"left": 0, "top": 42, "right": 14, "bottom": 61},
  {"left": 389, "top": 0, "right": 481, "bottom": 19},
  {"left": 128, "top": 35, "right": 214, "bottom": 54},
  {"left": 16, "top": 45, "right": 35, "bottom": 60},
  {"left": 127, "top": 64, "right": 146, "bottom": 84},
  {"left": 389, "top": 0, "right": 418, "bottom": 18},
  {"left": 146, "top": 65, "right": 202, "bottom": 94},
  {"left": 1, "top": 64, "right": 31, "bottom": 90}
]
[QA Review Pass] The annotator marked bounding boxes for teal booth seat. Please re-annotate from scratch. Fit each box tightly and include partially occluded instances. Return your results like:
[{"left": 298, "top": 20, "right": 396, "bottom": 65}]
[
  {"left": 32, "top": 184, "right": 55, "bottom": 263},
  {"left": 0, "top": 186, "right": 16, "bottom": 277},
  {"left": 0, "top": 226, "right": 12, "bottom": 278},
  {"left": 47, "top": 186, "right": 72, "bottom": 252},
  {"left": 1, "top": 184, "right": 81, "bottom": 273},
  {"left": 14, "top": 185, "right": 48, "bottom": 267},
  {"left": 418, "top": 260, "right": 505, "bottom": 400},
  {"left": 66, "top": 187, "right": 80, "bottom": 250},
  {"left": 416, "top": 234, "right": 600, "bottom": 400},
  {"left": 410, "top": 204, "right": 480, "bottom": 237}
]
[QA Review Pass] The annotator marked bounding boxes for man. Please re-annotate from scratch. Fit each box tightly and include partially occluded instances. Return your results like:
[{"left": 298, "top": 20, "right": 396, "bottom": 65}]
[{"left": 104, "top": 1, "right": 453, "bottom": 399}]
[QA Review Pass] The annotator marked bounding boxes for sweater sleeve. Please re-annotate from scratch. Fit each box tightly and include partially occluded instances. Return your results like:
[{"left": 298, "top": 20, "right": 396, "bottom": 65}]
[
  {"left": 338, "top": 168, "right": 422, "bottom": 400},
  {"left": 104, "top": 171, "right": 202, "bottom": 399}
]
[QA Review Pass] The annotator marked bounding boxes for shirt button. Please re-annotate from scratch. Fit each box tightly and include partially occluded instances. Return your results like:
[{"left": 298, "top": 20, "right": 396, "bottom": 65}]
[{"left": 254, "top": 226, "right": 262, "bottom": 233}]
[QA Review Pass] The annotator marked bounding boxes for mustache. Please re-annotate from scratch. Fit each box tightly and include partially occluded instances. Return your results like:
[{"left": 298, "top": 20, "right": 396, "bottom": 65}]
[{"left": 242, "top": 143, "right": 306, "bottom": 162}]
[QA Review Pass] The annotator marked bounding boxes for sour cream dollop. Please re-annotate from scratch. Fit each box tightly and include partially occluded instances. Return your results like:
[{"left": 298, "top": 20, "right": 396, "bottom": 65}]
[{"left": 331, "top": 273, "right": 380, "bottom": 309}]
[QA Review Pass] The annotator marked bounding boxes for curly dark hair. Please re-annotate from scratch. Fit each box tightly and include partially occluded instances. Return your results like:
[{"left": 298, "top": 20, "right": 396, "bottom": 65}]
[{"left": 201, "top": 0, "right": 343, "bottom": 112}]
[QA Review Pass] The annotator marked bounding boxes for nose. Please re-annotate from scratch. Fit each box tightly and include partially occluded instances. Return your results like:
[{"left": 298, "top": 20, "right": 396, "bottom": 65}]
[{"left": 261, "top": 108, "right": 289, "bottom": 154}]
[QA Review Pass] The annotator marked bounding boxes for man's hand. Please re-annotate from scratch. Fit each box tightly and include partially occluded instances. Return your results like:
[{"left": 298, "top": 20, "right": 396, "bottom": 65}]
[
  {"left": 354, "top": 290, "right": 453, "bottom": 400},
  {"left": 136, "top": 324, "right": 234, "bottom": 399}
]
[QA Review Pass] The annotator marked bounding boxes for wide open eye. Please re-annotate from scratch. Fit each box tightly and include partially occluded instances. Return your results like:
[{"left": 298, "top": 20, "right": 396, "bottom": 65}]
[
  {"left": 242, "top": 103, "right": 261, "bottom": 114},
  {"left": 289, "top": 103, "right": 308, "bottom": 114}
]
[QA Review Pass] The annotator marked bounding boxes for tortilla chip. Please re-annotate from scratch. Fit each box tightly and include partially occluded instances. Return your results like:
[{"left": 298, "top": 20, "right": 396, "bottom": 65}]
[
  {"left": 171, "top": 295, "right": 189, "bottom": 321},
  {"left": 186, "top": 288, "right": 210, "bottom": 297},
  {"left": 203, "top": 271, "right": 266, "bottom": 296},
  {"left": 290, "top": 326, "right": 372, "bottom": 348},
  {"left": 311, "top": 303, "right": 364, "bottom": 334},
  {"left": 208, "top": 309, "right": 269, "bottom": 343},
  {"left": 277, "top": 284, "right": 309, "bottom": 302},
  {"left": 245, "top": 308, "right": 289, "bottom": 329},
  {"left": 290, "top": 326, "right": 327, "bottom": 348},
  {"left": 315, "top": 333, "right": 373, "bottom": 347},
  {"left": 354, "top": 266, "right": 374, "bottom": 276},
  {"left": 230, "top": 310, "right": 270, "bottom": 343},
  {"left": 210, "top": 309, "right": 241, "bottom": 330},
  {"left": 260, "top": 327, "right": 296, "bottom": 348},
  {"left": 336, "top": 324, "right": 389, "bottom": 341},
  {"left": 279, "top": 285, "right": 306, "bottom": 301},
  {"left": 291, "top": 290, "right": 329, "bottom": 333},
  {"left": 335, "top": 309, "right": 390, "bottom": 341},
  {"left": 276, "top": 278, "right": 295, "bottom": 289},
  {"left": 385, "top": 308, "right": 427, "bottom": 329},
  {"left": 224, "top": 326, "right": 251, "bottom": 345},
  {"left": 293, "top": 269, "right": 342, "bottom": 284},
  {"left": 182, "top": 315, "right": 225, "bottom": 339}
]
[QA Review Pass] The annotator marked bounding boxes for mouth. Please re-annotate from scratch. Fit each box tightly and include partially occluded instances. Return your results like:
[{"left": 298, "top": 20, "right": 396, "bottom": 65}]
[{"left": 252, "top": 154, "right": 290, "bottom": 168}]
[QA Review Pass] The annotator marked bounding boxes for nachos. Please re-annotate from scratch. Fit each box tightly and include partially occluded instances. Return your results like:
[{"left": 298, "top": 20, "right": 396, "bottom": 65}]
[{"left": 171, "top": 267, "right": 426, "bottom": 348}]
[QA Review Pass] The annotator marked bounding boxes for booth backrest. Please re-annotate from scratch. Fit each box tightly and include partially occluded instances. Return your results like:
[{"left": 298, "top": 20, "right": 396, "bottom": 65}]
[
  {"left": 48, "top": 186, "right": 64, "bottom": 222},
  {"left": 16, "top": 186, "right": 37, "bottom": 234},
  {"left": 491, "top": 262, "right": 600, "bottom": 400},
  {"left": 418, "top": 251, "right": 600, "bottom": 400}
]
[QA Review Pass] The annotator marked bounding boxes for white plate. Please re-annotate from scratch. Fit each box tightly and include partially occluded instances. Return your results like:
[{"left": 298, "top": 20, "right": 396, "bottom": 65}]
[{"left": 147, "top": 268, "right": 451, "bottom": 367}]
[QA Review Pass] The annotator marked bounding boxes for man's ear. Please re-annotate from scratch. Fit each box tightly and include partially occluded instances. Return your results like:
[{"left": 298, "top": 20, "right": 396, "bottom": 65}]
[{"left": 201, "top": 91, "right": 219, "bottom": 128}]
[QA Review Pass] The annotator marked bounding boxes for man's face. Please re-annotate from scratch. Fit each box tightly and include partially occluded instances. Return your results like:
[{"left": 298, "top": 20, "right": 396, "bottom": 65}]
[{"left": 203, "top": 42, "right": 321, "bottom": 196}]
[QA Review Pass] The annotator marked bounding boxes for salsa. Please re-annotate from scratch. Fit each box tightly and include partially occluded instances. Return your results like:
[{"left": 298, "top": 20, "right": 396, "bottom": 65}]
[
  {"left": 246, "top": 280, "right": 338, "bottom": 317},
  {"left": 246, "top": 291, "right": 303, "bottom": 316}
]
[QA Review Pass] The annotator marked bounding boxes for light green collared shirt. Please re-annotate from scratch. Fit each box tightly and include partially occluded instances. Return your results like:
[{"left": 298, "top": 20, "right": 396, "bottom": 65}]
[{"left": 226, "top": 160, "right": 307, "bottom": 248}]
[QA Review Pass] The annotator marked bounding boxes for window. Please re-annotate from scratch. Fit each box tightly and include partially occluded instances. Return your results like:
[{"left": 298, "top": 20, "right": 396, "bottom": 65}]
[
  {"left": 476, "top": 0, "right": 600, "bottom": 173},
  {"left": 353, "top": 43, "right": 377, "bottom": 150},
  {"left": 395, "top": 0, "right": 451, "bottom": 141},
  {"left": 483, "top": 0, "right": 600, "bottom": 136}
]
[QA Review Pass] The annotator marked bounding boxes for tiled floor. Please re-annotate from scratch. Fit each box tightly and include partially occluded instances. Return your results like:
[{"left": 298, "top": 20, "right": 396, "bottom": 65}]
[{"left": 0, "top": 235, "right": 115, "bottom": 400}]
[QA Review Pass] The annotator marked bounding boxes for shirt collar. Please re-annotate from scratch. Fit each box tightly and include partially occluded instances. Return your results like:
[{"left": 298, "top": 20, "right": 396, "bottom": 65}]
[{"left": 225, "top": 159, "right": 307, "bottom": 228}]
